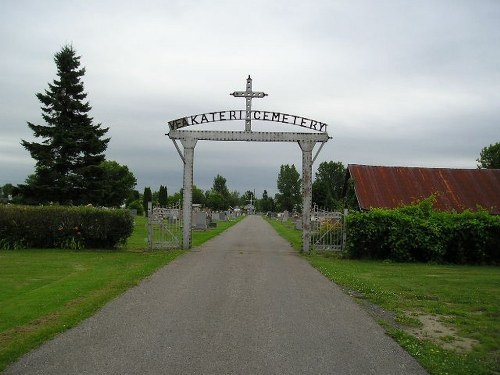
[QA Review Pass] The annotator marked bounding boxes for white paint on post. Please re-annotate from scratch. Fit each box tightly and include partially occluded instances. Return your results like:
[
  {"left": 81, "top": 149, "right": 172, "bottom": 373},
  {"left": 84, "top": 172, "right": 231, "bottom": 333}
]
[
  {"left": 180, "top": 137, "right": 197, "bottom": 249},
  {"left": 299, "top": 140, "right": 315, "bottom": 253}
]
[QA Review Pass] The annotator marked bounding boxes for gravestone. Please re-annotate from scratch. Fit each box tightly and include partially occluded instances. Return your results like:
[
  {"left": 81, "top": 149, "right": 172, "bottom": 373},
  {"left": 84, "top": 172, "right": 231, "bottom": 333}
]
[
  {"left": 211, "top": 212, "right": 220, "bottom": 222},
  {"left": 193, "top": 211, "right": 207, "bottom": 230},
  {"left": 282, "top": 210, "right": 289, "bottom": 222},
  {"left": 295, "top": 219, "right": 303, "bottom": 230}
]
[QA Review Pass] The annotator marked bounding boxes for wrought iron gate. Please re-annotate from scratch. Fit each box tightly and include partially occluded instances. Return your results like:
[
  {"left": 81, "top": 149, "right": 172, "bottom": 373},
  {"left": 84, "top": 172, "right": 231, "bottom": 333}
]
[
  {"left": 310, "top": 206, "right": 348, "bottom": 251},
  {"left": 147, "top": 201, "right": 182, "bottom": 249}
]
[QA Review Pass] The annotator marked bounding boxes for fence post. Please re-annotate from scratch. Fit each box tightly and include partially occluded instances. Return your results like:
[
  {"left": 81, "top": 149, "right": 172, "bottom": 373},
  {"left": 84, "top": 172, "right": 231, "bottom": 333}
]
[
  {"left": 147, "top": 201, "right": 153, "bottom": 250},
  {"left": 342, "top": 208, "right": 348, "bottom": 250}
]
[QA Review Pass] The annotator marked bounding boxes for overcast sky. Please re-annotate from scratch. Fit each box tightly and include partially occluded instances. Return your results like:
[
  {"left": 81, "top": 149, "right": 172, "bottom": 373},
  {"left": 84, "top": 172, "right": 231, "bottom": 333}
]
[{"left": 1, "top": 0, "right": 499, "bottom": 197}]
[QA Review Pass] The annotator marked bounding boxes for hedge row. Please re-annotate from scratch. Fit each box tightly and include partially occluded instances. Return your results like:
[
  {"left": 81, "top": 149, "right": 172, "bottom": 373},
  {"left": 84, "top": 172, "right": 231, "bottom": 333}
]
[
  {"left": 345, "top": 199, "right": 500, "bottom": 264},
  {"left": 0, "top": 205, "right": 134, "bottom": 249}
]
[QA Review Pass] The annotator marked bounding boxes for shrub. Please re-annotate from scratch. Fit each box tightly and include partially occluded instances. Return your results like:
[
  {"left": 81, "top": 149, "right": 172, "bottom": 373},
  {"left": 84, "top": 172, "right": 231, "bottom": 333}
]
[
  {"left": 346, "top": 199, "right": 500, "bottom": 265},
  {"left": 0, "top": 205, "right": 133, "bottom": 250},
  {"left": 127, "top": 199, "right": 144, "bottom": 216}
]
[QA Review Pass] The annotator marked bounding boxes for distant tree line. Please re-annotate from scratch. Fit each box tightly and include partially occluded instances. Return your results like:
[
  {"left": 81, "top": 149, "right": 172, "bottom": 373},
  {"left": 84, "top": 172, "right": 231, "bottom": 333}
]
[{"left": 134, "top": 160, "right": 355, "bottom": 216}]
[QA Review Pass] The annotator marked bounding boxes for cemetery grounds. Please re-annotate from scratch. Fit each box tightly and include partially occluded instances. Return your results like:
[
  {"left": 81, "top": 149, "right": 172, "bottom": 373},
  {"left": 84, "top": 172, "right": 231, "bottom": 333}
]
[
  {"left": 0, "top": 215, "right": 243, "bottom": 372},
  {"left": 1, "top": 214, "right": 498, "bottom": 374},
  {"left": 267, "top": 217, "right": 500, "bottom": 375}
]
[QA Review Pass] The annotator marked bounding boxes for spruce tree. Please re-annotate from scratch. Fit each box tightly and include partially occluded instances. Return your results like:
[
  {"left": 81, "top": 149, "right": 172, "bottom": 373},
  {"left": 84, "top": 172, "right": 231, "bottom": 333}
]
[
  {"left": 21, "top": 45, "right": 110, "bottom": 204},
  {"left": 143, "top": 187, "right": 152, "bottom": 216},
  {"left": 158, "top": 185, "right": 168, "bottom": 207}
]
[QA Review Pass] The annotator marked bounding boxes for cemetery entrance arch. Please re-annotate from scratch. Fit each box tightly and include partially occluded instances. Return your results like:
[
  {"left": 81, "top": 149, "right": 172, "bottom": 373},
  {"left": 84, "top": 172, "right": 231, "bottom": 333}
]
[{"left": 167, "top": 76, "right": 330, "bottom": 253}]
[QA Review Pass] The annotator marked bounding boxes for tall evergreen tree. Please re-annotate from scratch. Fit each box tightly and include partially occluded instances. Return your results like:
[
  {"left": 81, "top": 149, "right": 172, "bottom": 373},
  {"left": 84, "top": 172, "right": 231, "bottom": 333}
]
[
  {"left": 143, "top": 187, "right": 152, "bottom": 216},
  {"left": 260, "top": 189, "right": 274, "bottom": 212},
  {"left": 158, "top": 185, "right": 168, "bottom": 207},
  {"left": 20, "top": 45, "right": 110, "bottom": 204}
]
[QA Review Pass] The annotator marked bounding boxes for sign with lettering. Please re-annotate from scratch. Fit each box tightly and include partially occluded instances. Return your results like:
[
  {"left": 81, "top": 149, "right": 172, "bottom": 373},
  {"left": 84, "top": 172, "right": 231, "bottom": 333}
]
[{"left": 168, "top": 110, "right": 327, "bottom": 132}]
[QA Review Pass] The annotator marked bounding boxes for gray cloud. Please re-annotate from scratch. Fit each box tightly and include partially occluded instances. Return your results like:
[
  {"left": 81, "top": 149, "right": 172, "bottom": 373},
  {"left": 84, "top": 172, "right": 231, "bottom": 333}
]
[{"left": 1, "top": 0, "right": 499, "bottom": 197}]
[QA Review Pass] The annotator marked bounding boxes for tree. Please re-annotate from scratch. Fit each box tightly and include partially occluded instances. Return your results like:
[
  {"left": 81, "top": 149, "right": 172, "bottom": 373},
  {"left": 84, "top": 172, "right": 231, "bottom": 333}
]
[
  {"left": 312, "top": 161, "right": 346, "bottom": 210},
  {"left": 126, "top": 189, "right": 142, "bottom": 215},
  {"left": 477, "top": 142, "right": 500, "bottom": 169},
  {"left": 127, "top": 200, "right": 144, "bottom": 216},
  {"left": 168, "top": 189, "right": 183, "bottom": 205},
  {"left": 212, "top": 174, "right": 229, "bottom": 197},
  {"left": 142, "top": 187, "right": 152, "bottom": 216},
  {"left": 259, "top": 189, "right": 274, "bottom": 212},
  {"left": 228, "top": 190, "right": 241, "bottom": 209},
  {"left": 275, "top": 164, "right": 301, "bottom": 212},
  {"left": 158, "top": 185, "right": 168, "bottom": 207},
  {"left": 206, "top": 191, "right": 227, "bottom": 210},
  {"left": 20, "top": 45, "right": 110, "bottom": 204},
  {"left": 205, "top": 174, "right": 231, "bottom": 210},
  {"left": 192, "top": 185, "right": 205, "bottom": 205},
  {"left": 126, "top": 190, "right": 140, "bottom": 206},
  {"left": 241, "top": 190, "right": 255, "bottom": 206},
  {"left": 96, "top": 160, "right": 137, "bottom": 207},
  {"left": 1, "top": 184, "right": 15, "bottom": 199}
]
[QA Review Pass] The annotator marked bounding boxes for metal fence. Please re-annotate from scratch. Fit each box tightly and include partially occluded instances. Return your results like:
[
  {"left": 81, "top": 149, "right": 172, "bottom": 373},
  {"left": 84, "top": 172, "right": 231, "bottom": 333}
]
[
  {"left": 310, "top": 206, "right": 348, "bottom": 252},
  {"left": 147, "top": 201, "right": 182, "bottom": 249}
]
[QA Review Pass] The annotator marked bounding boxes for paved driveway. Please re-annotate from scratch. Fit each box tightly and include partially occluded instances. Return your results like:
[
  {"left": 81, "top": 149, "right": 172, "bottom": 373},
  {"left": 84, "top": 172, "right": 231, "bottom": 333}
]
[{"left": 5, "top": 215, "right": 427, "bottom": 374}]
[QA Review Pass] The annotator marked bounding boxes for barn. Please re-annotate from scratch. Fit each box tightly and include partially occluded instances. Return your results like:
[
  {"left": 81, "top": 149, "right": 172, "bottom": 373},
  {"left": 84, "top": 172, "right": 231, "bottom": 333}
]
[{"left": 347, "top": 164, "right": 500, "bottom": 214}]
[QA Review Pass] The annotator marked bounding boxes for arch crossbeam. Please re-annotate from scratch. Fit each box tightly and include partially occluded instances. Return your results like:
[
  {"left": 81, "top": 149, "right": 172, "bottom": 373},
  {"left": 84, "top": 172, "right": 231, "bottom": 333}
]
[{"left": 168, "top": 130, "right": 330, "bottom": 143}]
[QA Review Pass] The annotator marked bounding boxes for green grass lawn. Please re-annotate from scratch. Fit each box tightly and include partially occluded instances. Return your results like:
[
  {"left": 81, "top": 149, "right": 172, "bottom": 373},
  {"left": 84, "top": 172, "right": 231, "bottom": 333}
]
[
  {"left": 266, "top": 217, "right": 500, "bottom": 375},
  {"left": 0, "top": 214, "right": 245, "bottom": 372}
]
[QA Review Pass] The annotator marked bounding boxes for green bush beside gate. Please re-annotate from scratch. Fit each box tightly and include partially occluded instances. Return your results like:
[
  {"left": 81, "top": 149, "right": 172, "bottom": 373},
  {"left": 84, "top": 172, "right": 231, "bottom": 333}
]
[
  {"left": 346, "top": 198, "right": 500, "bottom": 264},
  {"left": 0, "top": 205, "right": 133, "bottom": 249}
]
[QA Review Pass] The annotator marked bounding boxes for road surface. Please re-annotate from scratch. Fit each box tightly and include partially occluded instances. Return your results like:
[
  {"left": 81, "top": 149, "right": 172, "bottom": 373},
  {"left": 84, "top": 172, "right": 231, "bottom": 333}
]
[{"left": 5, "top": 215, "right": 427, "bottom": 374}]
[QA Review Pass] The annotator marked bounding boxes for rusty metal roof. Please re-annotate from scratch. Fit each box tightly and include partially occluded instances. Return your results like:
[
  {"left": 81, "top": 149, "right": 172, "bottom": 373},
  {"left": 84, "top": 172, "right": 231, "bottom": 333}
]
[{"left": 348, "top": 164, "right": 500, "bottom": 214}]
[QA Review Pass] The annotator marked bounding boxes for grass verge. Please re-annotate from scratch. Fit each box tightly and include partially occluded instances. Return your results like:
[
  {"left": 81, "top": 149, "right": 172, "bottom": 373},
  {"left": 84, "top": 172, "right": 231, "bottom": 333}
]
[
  {"left": 266, "top": 217, "right": 500, "bottom": 375},
  {"left": 266, "top": 216, "right": 302, "bottom": 251},
  {"left": 0, "top": 214, "right": 244, "bottom": 372},
  {"left": 0, "top": 249, "right": 182, "bottom": 372}
]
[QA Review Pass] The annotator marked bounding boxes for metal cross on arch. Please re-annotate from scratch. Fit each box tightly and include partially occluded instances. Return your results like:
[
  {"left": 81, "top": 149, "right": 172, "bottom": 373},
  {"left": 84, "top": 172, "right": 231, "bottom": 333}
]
[{"left": 230, "top": 75, "right": 267, "bottom": 132}]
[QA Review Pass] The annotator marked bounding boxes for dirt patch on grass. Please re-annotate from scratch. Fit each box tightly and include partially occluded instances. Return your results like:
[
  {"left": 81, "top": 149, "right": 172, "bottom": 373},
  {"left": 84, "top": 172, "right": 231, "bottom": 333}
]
[
  {"left": 0, "top": 308, "right": 64, "bottom": 347},
  {"left": 343, "top": 287, "right": 480, "bottom": 354},
  {"left": 406, "top": 314, "right": 479, "bottom": 352}
]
